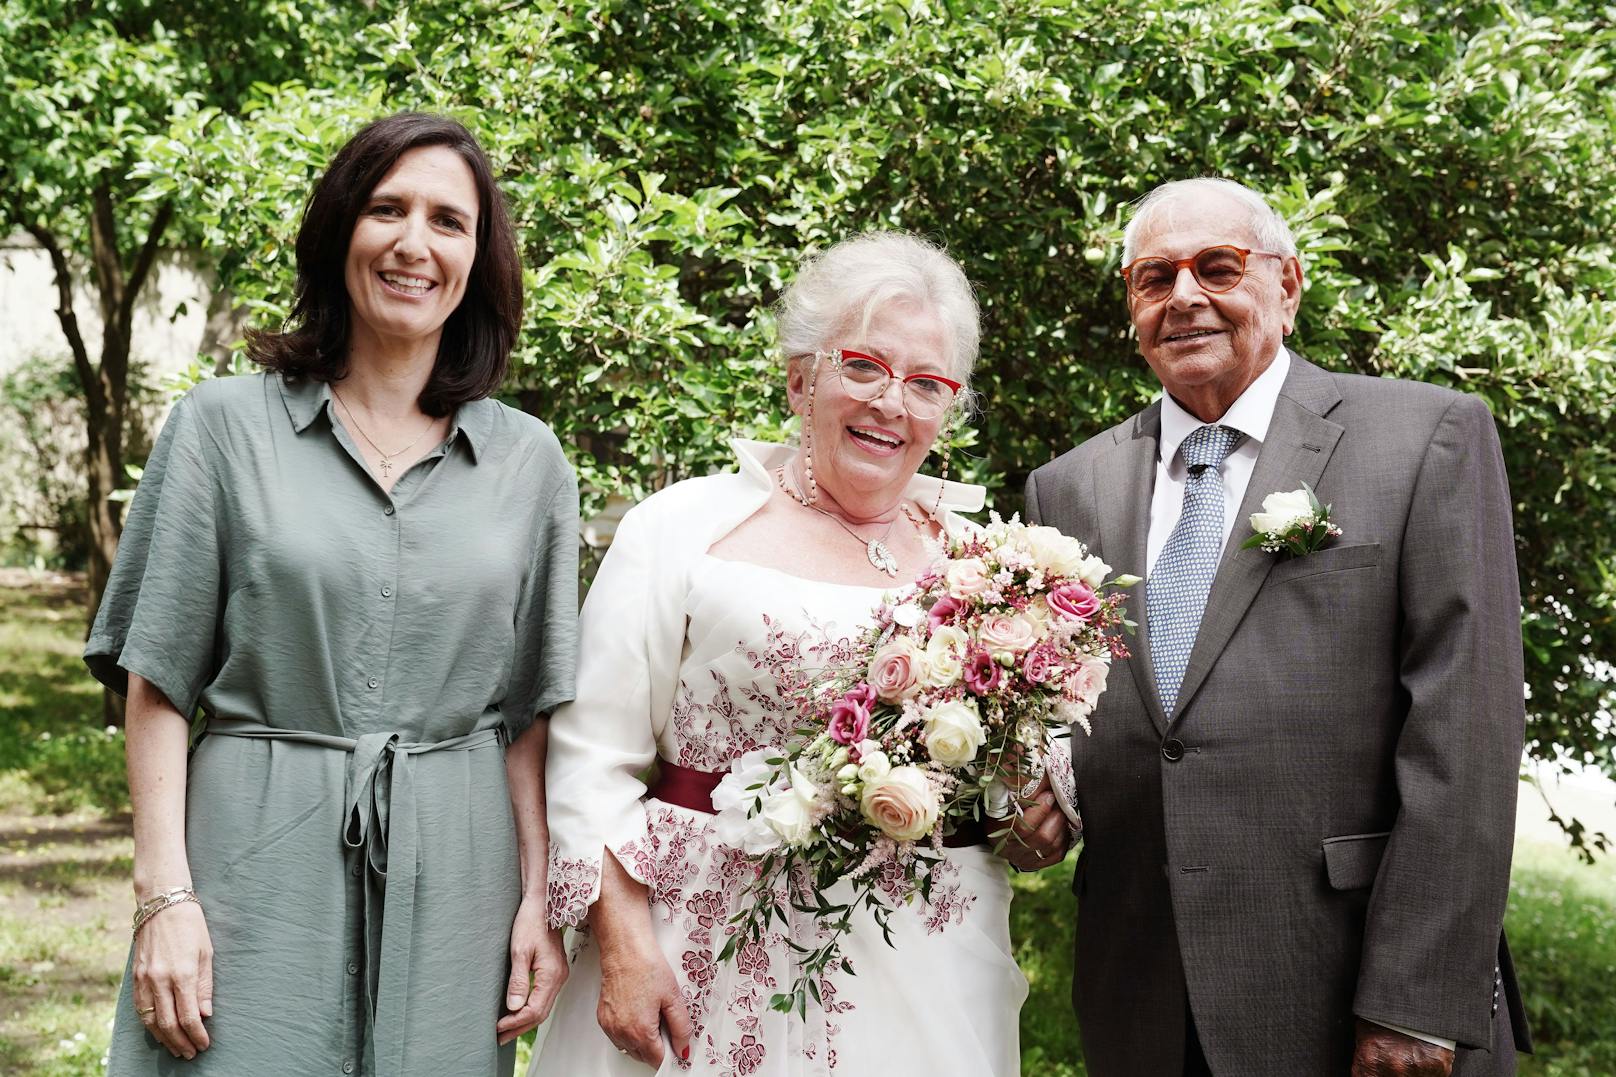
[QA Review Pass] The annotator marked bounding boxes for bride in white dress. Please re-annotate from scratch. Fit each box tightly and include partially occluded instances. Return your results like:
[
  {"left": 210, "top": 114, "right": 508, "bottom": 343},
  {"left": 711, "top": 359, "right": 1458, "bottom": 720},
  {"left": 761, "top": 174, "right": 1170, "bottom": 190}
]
[{"left": 534, "top": 233, "right": 1076, "bottom": 1077}]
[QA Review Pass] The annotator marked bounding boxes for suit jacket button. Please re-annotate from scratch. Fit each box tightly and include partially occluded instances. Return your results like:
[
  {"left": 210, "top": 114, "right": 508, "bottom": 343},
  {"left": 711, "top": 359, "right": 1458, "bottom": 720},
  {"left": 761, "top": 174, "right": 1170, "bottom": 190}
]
[{"left": 1162, "top": 738, "right": 1185, "bottom": 762}]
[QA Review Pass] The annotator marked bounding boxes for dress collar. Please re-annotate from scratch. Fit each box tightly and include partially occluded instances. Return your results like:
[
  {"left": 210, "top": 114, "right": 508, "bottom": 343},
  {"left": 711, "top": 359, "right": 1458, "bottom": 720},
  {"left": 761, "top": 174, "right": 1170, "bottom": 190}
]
[
  {"left": 728, "top": 438, "right": 986, "bottom": 514},
  {"left": 277, "top": 373, "right": 495, "bottom": 462},
  {"left": 1158, "top": 345, "right": 1290, "bottom": 467}
]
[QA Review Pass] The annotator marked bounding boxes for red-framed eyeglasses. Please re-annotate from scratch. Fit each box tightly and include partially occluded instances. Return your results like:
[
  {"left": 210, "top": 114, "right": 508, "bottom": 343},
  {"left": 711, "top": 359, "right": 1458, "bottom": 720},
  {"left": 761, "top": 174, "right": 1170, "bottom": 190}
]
[
  {"left": 817, "top": 348, "right": 962, "bottom": 420},
  {"left": 1120, "top": 245, "right": 1287, "bottom": 301}
]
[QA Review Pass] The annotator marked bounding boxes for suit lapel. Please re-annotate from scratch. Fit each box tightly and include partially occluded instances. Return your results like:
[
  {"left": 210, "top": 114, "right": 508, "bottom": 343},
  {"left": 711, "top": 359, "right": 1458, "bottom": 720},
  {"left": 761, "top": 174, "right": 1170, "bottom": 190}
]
[
  {"left": 1092, "top": 403, "right": 1172, "bottom": 735},
  {"left": 1169, "top": 353, "right": 1345, "bottom": 724}
]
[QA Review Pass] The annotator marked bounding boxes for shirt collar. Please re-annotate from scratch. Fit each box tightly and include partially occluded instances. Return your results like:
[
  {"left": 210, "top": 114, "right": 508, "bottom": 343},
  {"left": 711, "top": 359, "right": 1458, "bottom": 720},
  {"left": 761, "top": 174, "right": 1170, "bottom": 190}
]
[
  {"left": 1158, "top": 345, "right": 1290, "bottom": 466},
  {"left": 729, "top": 438, "right": 986, "bottom": 514},
  {"left": 277, "top": 373, "right": 496, "bottom": 463}
]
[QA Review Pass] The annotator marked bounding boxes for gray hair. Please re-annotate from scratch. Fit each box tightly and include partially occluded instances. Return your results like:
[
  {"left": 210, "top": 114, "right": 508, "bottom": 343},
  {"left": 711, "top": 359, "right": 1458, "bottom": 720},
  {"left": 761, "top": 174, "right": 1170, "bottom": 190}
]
[
  {"left": 774, "top": 231, "right": 981, "bottom": 408},
  {"left": 1121, "top": 178, "right": 1299, "bottom": 264}
]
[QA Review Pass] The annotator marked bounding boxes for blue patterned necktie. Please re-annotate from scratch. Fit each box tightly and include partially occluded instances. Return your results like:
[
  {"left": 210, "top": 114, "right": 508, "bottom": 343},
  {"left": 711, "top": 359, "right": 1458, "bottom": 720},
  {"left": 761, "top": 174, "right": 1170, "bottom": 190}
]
[{"left": 1148, "top": 424, "right": 1242, "bottom": 716}]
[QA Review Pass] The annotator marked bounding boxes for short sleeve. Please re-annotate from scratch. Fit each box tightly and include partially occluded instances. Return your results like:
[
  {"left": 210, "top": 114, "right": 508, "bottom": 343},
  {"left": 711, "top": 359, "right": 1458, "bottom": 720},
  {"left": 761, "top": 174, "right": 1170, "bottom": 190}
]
[
  {"left": 501, "top": 455, "right": 580, "bottom": 740},
  {"left": 543, "top": 502, "right": 662, "bottom": 928},
  {"left": 84, "top": 393, "right": 224, "bottom": 716}
]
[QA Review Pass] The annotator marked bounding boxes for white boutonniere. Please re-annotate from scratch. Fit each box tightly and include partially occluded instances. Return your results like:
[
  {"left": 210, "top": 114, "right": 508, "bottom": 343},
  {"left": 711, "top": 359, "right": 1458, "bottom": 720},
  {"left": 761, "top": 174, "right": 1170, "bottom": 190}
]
[{"left": 1241, "top": 482, "right": 1342, "bottom": 556}]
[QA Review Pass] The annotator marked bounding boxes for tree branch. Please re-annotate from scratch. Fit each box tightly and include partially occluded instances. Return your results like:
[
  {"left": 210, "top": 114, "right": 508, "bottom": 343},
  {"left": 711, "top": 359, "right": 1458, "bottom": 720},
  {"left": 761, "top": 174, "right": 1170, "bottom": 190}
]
[
  {"left": 24, "top": 223, "right": 103, "bottom": 415},
  {"left": 120, "top": 199, "right": 174, "bottom": 327},
  {"left": 89, "top": 182, "right": 124, "bottom": 326}
]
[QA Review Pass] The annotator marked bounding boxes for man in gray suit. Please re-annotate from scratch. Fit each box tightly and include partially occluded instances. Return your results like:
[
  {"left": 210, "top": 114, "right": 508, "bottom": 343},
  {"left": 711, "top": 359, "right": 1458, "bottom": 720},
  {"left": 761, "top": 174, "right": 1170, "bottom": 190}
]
[{"left": 1012, "top": 178, "right": 1529, "bottom": 1075}]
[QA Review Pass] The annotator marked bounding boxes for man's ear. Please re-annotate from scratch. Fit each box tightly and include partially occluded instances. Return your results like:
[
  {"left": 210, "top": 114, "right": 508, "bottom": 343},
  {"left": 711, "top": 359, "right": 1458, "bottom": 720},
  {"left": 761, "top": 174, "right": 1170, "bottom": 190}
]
[{"left": 1280, "top": 256, "right": 1305, "bottom": 335}]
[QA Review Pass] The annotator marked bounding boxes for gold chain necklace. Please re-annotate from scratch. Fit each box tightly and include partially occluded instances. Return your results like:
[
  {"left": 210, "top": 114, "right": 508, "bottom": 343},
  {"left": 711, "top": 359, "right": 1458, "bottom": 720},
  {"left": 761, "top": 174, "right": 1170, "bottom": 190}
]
[{"left": 331, "top": 388, "right": 438, "bottom": 480}]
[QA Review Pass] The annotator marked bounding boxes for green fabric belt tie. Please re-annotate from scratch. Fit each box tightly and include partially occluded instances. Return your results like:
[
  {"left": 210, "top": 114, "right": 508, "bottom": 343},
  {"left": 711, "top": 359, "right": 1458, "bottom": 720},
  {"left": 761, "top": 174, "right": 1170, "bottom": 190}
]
[{"left": 205, "top": 716, "right": 505, "bottom": 1075}]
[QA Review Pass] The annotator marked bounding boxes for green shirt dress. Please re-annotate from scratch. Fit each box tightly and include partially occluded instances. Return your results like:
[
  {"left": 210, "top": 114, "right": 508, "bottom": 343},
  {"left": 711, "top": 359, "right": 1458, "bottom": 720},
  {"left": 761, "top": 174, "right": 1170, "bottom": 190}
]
[{"left": 85, "top": 372, "right": 578, "bottom": 1076}]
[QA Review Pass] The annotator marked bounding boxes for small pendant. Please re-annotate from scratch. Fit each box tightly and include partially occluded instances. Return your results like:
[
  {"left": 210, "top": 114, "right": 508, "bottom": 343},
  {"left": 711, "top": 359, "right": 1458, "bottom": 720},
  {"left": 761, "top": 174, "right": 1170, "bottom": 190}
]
[
  {"left": 378, "top": 457, "right": 393, "bottom": 478},
  {"left": 867, "top": 539, "right": 899, "bottom": 577}
]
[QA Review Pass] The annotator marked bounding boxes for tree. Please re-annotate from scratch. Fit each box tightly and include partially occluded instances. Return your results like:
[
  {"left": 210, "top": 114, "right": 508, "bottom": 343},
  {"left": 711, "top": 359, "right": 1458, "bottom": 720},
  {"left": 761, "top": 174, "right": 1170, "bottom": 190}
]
[
  {"left": 0, "top": 0, "right": 348, "bottom": 720},
  {"left": 33, "top": 0, "right": 1616, "bottom": 842}
]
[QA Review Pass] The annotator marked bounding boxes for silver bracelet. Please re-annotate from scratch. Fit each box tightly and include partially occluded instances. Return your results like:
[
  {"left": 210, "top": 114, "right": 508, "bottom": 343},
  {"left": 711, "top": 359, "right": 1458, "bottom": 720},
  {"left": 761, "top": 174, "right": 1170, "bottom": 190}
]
[{"left": 133, "top": 887, "right": 200, "bottom": 937}]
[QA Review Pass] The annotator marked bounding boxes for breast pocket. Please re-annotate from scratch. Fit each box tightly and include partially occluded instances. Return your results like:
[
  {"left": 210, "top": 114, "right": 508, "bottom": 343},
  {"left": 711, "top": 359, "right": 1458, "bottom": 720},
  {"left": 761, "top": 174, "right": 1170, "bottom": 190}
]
[{"left": 1268, "top": 541, "right": 1381, "bottom": 584}]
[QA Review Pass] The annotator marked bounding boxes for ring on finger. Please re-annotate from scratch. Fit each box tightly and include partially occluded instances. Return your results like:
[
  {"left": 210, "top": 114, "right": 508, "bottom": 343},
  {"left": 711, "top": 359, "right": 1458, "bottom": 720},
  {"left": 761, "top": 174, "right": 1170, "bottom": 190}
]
[{"left": 136, "top": 1006, "right": 156, "bottom": 1018}]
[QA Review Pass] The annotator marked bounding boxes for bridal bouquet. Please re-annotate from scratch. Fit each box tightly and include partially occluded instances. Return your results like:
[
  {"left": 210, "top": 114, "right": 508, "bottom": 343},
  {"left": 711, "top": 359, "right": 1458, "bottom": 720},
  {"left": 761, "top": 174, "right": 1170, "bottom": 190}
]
[{"left": 713, "top": 515, "right": 1134, "bottom": 1014}]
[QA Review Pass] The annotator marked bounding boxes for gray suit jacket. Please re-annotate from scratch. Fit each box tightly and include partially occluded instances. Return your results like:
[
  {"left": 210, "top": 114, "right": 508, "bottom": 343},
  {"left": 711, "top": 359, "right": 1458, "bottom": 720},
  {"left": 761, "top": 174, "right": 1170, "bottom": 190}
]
[{"left": 1025, "top": 353, "right": 1529, "bottom": 1076}]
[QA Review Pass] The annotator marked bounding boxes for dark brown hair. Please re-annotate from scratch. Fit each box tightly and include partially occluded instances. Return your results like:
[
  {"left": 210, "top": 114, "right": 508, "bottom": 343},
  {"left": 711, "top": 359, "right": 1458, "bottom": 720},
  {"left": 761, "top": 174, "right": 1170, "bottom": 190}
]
[{"left": 247, "top": 112, "right": 522, "bottom": 416}]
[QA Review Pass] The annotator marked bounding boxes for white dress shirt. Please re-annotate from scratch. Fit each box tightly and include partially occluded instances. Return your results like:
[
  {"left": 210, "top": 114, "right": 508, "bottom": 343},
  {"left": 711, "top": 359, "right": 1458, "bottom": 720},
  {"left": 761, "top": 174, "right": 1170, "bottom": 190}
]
[
  {"left": 1140, "top": 347, "right": 1458, "bottom": 1054},
  {"left": 1145, "top": 347, "right": 1289, "bottom": 575}
]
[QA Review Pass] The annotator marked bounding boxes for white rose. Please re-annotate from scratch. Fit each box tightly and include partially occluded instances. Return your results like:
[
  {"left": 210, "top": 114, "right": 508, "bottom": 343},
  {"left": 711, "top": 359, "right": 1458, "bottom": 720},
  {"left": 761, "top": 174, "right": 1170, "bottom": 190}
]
[
  {"left": 923, "top": 625, "right": 969, "bottom": 687},
  {"left": 1250, "top": 488, "right": 1315, "bottom": 535},
  {"left": 859, "top": 766, "right": 940, "bottom": 842},
  {"left": 856, "top": 750, "right": 891, "bottom": 783},
  {"left": 1077, "top": 554, "right": 1111, "bottom": 590},
  {"left": 711, "top": 749, "right": 787, "bottom": 854},
  {"left": 923, "top": 698, "right": 987, "bottom": 767},
  {"left": 760, "top": 764, "right": 821, "bottom": 847},
  {"left": 1022, "top": 525, "right": 1088, "bottom": 577}
]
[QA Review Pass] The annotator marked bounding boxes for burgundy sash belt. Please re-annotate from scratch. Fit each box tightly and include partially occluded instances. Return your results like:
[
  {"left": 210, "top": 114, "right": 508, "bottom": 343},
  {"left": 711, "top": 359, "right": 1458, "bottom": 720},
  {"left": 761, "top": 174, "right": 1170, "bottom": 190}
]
[{"left": 647, "top": 760, "right": 985, "bottom": 848}]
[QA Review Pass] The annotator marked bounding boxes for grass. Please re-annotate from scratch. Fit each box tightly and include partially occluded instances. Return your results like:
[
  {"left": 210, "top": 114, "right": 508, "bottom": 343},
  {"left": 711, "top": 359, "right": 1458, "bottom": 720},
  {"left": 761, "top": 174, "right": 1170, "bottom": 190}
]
[
  {"left": 0, "top": 572, "right": 128, "bottom": 817},
  {"left": 1, "top": 573, "right": 1612, "bottom": 1075}
]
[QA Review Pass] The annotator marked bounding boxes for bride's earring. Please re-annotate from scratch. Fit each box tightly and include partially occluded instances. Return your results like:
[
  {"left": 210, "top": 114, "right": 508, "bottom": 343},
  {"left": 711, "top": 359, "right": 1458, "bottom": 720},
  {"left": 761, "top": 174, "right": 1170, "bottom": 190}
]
[
  {"left": 931, "top": 412, "right": 955, "bottom": 521},
  {"left": 782, "top": 356, "right": 819, "bottom": 507}
]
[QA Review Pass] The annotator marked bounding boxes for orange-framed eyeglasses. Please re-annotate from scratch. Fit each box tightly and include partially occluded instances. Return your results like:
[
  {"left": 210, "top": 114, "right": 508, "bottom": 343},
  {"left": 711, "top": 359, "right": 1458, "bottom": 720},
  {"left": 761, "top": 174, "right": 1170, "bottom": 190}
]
[{"left": 1120, "top": 245, "right": 1287, "bottom": 302}]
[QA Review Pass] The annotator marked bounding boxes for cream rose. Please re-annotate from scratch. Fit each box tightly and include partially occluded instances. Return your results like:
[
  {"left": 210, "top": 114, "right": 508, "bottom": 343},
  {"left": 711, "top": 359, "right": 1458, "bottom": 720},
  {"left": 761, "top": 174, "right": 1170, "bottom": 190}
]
[
  {"left": 923, "top": 625, "right": 969, "bottom": 687},
  {"left": 868, "top": 638, "right": 927, "bottom": 703},
  {"left": 1022, "top": 525, "right": 1088, "bottom": 577},
  {"left": 944, "top": 557, "right": 992, "bottom": 599},
  {"left": 923, "top": 698, "right": 987, "bottom": 767},
  {"left": 1250, "top": 487, "right": 1316, "bottom": 535},
  {"left": 860, "top": 766, "right": 940, "bottom": 842},
  {"left": 977, "top": 612, "right": 1039, "bottom": 660}
]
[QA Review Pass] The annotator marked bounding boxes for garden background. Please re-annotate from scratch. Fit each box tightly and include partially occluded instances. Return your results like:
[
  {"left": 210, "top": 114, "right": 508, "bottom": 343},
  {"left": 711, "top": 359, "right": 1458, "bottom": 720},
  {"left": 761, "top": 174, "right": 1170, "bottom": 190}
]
[{"left": 2, "top": 0, "right": 1613, "bottom": 1073}]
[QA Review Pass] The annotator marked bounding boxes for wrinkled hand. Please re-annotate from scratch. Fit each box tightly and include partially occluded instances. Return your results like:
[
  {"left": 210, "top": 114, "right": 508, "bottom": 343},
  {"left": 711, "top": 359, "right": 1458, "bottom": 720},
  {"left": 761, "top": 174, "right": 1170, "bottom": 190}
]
[
  {"left": 131, "top": 901, "right": 213, "bottom": 1060},
  {"left": 1352, "top": 1018, "right": 1455, "bottom": 1076},
  {"left": 497, "top": 896, "right": 569, "bottom": 1045},
  {"left": 597, "top": 935, "right": 692, "bottom": 1067},
  {"left": 988, "top": 775, "right": 1072, "bottom": 872}
]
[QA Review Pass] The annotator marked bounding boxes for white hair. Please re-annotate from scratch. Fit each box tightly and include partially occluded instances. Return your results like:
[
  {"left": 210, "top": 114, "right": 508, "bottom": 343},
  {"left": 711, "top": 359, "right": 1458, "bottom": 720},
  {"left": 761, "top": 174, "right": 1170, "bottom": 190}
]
[
  {"left": 1121, "top": 178, "right": 1299, "bottom": 264},
  {"left": 774, "top": 231, "right": 981, "bottom": 407}
]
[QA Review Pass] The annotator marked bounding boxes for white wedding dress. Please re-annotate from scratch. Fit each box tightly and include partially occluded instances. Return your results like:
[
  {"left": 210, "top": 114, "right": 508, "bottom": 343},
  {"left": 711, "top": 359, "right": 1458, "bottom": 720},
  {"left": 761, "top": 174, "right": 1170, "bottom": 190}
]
[{"left": 532, "top": 556, "right": 1026, "bottom": 1077}]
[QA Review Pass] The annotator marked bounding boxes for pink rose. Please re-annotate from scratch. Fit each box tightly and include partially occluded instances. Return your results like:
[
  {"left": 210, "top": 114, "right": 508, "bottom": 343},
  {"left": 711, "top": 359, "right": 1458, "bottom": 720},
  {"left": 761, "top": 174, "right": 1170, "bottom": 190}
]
[
  {"left": 868, "top": 639, "right": 924, "bottom": 703},
  {"left": 943, "top": 557, "right": 992, "bottom": 599},
  {"left": 963, "top": 648, "right": 1003, "bottom": 695},
  {"left": 828, "top": 683, "right": 876, "bottom": 744},
  {"left": 927, "top": 594, "right": 966, "bottom": 632},
  {"left": 1068, "top": 657, "right": 1110, "bottom": 707},
  {"left": 1022, "top": 645, "right": 1058, "bottom": 685},
  {"left": 859, "top": 766, "right": 940, "bottom": 842},
  {"left": 1047, "top": 582, "right": 1101, "bottom": 623},
  {"left": 977, "top": 613, "right": 1039, "bottom": 657}
]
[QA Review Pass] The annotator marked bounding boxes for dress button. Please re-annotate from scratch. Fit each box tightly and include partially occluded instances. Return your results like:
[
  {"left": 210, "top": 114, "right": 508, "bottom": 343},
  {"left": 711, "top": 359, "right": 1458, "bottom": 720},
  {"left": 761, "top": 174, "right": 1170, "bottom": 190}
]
[
  {"left": 343, "top": 1061, "right": 355, "bottom": 1074},
  {"left": 367, "top": 677, "right": 380, "bottom": 689},
  {"left": 351, "top": 864, "right": 361, "bottom": 877},
  {"left": 347, "top": 962, "right": 359, "bottom": 975},
  {"left": 380, "top": 586, "right": 392, "bottom": 598},
  {"left": 383, "top": 504, "right": 395, "bottom": 516},
  {"left": 1161, "top": 738, "right": 1185, "bottom": 762}
]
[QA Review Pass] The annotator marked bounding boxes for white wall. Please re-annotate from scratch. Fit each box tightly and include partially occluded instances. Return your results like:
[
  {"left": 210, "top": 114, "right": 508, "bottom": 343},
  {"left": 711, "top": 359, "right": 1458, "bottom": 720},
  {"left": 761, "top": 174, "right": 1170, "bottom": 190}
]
[{"left": 0, "top": 234, "right": 210, "bottom": 378}]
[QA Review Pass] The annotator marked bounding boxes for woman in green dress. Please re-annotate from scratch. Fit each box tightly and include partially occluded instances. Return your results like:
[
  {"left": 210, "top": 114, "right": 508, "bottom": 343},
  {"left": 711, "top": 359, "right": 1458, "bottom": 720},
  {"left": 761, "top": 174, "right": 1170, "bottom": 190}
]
[{"left": 85, "top": 113, "right": 578, "bottom": 1075}]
